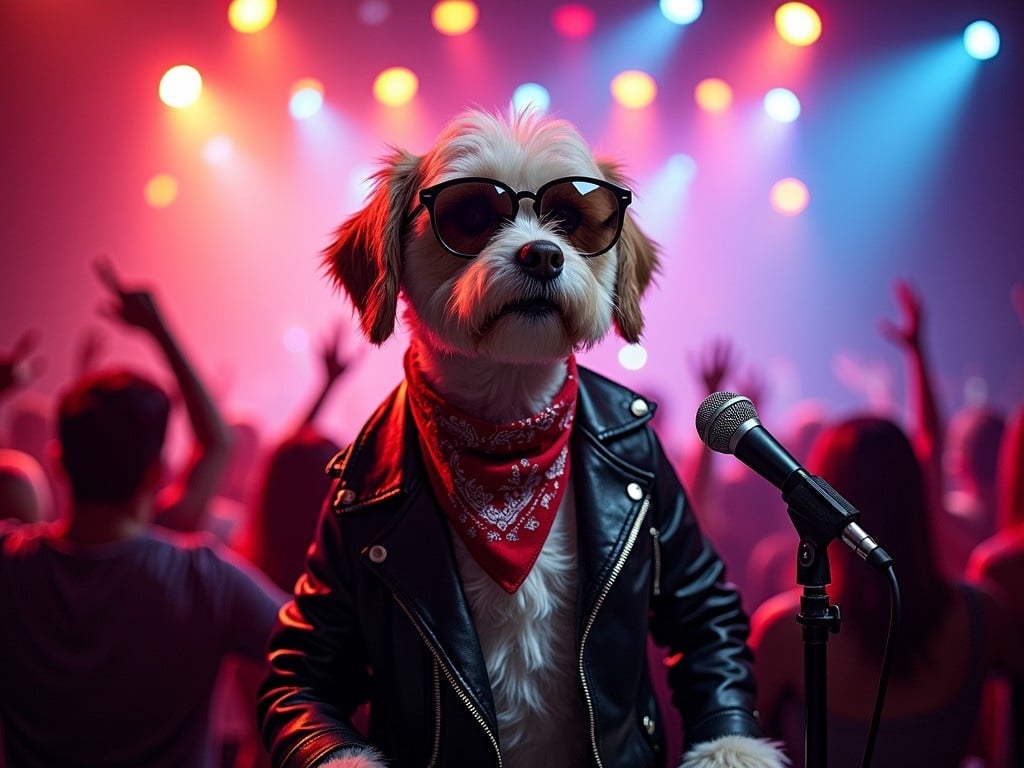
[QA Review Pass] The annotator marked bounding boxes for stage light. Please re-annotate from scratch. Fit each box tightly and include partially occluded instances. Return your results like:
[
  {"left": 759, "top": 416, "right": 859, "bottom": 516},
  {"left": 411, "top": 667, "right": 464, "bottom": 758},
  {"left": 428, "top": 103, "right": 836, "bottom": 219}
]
[
  {"left": 694, "top": 77, "right": 732, "bottom": 113},
  {"left": 764, "top": 87, "right": 801, "bottom": 122},
  {"left": 775, "top": 3, "right": 822, "bottom": 47},
  {"left": 660, "top": 0, "right": 702, "bottom": 25},
  {"left": 512, "top": 83, "right": 551, "bottom": 115},
  {"left": 611, "top": 70, "right": 657, "bottom": 109},
  {"left": 202, "top": 135, "right": 234, "bottom": 165},
  {"left": 552, "top": 4, "right": 596, "bottom": 40},
  {"left": 963, "top": 20, "right": 1000, "bottom": 60},
  {"left": 144, "top": 174, "right": 179, "bottom": 208},
  {"left": 159, "top": 65, "right": 202, "bottom": 108},
  {"left": 618, "top": 343, "right": 648, "bottom": 371},
  {"left": 227, "top": 0, "right": 276, "bottom": 33},
  {"left": 289, "top": 78, "right": 325, "bottom": 120},
  {"left": 432, "top": 1, "right": 479, "bottom": 35},
  {"left": 770, "top": 177, "right": 809, "bottom": 215},
  {"left": 373, "top": 67, "right": 419, "bottom": 106}
]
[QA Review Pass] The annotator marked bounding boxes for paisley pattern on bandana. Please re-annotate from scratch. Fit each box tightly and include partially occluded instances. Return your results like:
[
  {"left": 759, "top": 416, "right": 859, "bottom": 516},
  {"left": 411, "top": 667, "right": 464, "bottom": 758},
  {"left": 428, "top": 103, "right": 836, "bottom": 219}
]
[{"left": 405, "top": 350, "right": 578, "bottom": 593}]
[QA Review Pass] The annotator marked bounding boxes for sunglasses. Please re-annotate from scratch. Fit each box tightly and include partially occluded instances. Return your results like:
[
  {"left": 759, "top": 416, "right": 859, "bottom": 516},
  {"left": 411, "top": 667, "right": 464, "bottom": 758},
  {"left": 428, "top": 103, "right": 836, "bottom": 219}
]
[{"left": 412, "top": 176, "right": 632, "bottom": 259}]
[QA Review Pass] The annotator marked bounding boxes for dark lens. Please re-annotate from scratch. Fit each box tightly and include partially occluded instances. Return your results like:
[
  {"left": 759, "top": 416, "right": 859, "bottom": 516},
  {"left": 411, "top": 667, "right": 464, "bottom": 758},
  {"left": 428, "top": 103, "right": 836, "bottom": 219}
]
[
  {"left": 540, "top": 180, "right": 620, "bottom": 255},
  {"left": 433, "top": 181, "right": 513, "bottom": 255}
]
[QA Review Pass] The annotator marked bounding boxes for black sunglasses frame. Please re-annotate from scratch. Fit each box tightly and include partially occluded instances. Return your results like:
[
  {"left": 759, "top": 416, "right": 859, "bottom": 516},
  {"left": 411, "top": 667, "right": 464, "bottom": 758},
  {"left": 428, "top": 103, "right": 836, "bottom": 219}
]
[{"left": 412, "top": 175, "right": 632, "bottom": 259}]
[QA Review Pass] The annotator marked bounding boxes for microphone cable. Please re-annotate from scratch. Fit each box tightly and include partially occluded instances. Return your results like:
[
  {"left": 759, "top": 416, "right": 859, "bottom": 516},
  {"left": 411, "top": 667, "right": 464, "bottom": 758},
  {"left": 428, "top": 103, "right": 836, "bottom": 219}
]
[{"left": 860, "top": 563, "right": 901, "bottom": 768}]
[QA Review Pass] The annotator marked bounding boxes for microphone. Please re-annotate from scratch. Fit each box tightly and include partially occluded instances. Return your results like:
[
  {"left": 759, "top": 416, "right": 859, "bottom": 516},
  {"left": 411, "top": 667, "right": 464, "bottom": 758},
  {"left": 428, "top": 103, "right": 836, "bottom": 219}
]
[{"left": 695, "top": 392, "right": 893, "bottom": 572}]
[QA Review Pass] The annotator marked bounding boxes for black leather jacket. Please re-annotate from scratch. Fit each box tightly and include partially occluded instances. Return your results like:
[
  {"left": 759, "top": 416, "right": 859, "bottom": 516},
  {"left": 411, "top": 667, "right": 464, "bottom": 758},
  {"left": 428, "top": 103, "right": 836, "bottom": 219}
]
[{"left": 259, "top": 366, "right": 763, "bottom": 768}]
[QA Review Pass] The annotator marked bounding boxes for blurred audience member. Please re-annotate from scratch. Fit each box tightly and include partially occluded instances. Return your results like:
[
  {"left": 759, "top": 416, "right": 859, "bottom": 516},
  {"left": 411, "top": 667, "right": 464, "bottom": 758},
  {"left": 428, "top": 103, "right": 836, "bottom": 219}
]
[
  {"left": 750, "top": 416, "right": 1023, "bottom": 768},
  {"left": 968, "top": 404, "right": 1024, "bottom": 767},
  {"left": 0, "top": 370, "right": 286, "bottom": 768},
  {"left": 943, "top": 404, "right": 1005, "bottom": 574},
  {"left": 0, "top": 448, "right": 53, "bottom": 523},
  {"left": 881, "top": 279, "right": 1005, "bottom": 578},
  {"left": 218, "top": 320, "right": 352, "bottom": 768},
  {"left": 93, "top": 256, "right": 235, "bottom": 534},
  {"left": 682, "top": 337, "right": 796, "bottom": 606}
]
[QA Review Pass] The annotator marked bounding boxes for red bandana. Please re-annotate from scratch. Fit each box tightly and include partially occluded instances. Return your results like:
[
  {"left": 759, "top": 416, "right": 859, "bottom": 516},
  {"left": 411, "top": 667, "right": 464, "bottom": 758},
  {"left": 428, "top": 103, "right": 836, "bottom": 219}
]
[{"left": 404, "top": 350, "right": 578, "bottom": 593}]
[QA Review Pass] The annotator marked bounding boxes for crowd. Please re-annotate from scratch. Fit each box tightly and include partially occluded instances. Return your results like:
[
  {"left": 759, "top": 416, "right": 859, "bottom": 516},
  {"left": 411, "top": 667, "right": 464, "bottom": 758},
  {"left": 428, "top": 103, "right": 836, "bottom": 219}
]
[{"left": 1, "top": 261, "right": 1021, "bottom": 767}]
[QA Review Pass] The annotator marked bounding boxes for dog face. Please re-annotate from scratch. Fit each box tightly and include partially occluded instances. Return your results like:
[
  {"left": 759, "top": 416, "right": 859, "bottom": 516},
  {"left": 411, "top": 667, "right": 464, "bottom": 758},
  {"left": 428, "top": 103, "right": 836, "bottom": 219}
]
[{"left": 325, "top": 110, "right": 659, "bottom": 365}]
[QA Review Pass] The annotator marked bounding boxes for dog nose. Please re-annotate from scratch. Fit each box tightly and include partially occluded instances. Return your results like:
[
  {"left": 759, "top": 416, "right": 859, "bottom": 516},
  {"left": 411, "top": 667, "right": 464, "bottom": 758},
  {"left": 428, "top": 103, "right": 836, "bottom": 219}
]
[{"left": 516, "top": 241, "right": 564, "bottom": 282}]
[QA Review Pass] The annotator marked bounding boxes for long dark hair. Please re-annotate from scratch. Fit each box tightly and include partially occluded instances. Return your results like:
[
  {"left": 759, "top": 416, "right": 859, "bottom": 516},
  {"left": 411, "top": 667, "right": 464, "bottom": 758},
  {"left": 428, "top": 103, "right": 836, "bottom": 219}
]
[{"left": 807, "top": 415, "right": 953, "bottom": 677}]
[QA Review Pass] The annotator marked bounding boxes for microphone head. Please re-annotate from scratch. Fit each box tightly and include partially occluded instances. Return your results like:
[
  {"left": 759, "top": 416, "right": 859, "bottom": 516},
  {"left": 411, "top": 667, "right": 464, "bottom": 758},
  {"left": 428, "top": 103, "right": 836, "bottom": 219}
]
[{"left": 695, "top": 391, "right": 759, "bottom": 454}]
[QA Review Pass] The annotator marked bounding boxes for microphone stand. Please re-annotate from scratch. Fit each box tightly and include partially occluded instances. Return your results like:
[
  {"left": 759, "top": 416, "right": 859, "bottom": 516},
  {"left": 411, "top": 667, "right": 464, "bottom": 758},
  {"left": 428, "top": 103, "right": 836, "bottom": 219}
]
[
  {"left": 782, "top": 472, "right": 853, "bottom": 768},
  {"left": 793, "top": 533, "right": 841, "bottom": 768}
]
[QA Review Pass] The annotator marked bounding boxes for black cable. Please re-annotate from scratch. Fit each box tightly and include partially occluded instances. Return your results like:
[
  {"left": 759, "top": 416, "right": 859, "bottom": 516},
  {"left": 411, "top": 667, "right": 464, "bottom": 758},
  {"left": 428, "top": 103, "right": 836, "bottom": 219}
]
[{"left": 860, "top": 563, "right": 901, "bottom": 768}]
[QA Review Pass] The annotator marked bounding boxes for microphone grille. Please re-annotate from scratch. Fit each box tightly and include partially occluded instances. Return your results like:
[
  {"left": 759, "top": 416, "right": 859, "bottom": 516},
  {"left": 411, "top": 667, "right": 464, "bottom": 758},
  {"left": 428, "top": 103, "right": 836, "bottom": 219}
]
[{"left": 695, "top": 391, "right": 759, "bottom": 454}]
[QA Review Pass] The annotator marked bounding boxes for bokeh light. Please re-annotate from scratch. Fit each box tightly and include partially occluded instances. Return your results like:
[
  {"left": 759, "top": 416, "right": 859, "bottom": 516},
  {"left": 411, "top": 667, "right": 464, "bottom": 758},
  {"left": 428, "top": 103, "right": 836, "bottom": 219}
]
[
  {"left": 227, "top": 0, "right": 277, "bottom": 33},
  {"left": 373, "top": 67, "right": 419, "bottom": 106},
  {"left": 431, "top": 1, "right": 479, "bottom": 35},
  {"left": 158, "top": 65, "right": 203, "bottom": 108},
  {"left": 770, "top": 177, "right": 810, "bottom": 215},
  {"left": 764, "top": 87, "right": 801, "bottom": 122},
  {"left": 660, "top": 0, "right": 703, "bottom": 25},
  {"left": 512, "top": 83, "right": 551, "bottom": 115},
  {"left": 775, "top": 2, "right": 822, "bottom": 46},
  {"left": 552, "top": 4, "right": 597, "bottom": 40},
  {"left": 201, "top": 135, "right": 234, "bottom": 165},
  {"left": 618, "top": 343, "right": 649, "bottom": 371},
  {"left": 610, "top": 70, "right": 657, "bottom": 109},
  {"left": 282, "top": 326, "right": 310, "bottom": 355},
  {"left": 666, "top": 153, "right": 698, "bottom": 184},
  {"left": 963, "top": 20, "right": 1000, "bottom": 60},
  {"left": 358, "top": 0, "right": 391, "bottom": 25},
  {"left": 144, "top": 174, "right": 179, "bottom": 208},
  {"left": 289, "top": 78, "right": 325, "bottom": 120},
  {"left": 694, "top": 77, "right": 732, "bottom": 113}
]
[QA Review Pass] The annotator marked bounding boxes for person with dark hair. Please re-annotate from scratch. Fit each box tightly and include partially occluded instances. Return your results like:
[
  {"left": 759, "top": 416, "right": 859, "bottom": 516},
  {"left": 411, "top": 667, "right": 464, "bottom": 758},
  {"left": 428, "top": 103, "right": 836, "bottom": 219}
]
[
  {"left": 749, "top": 415, "right": 1023, "bottom": 768},
  {"left": 0, "top": 369, "right": 286, "bottom": 768},
  {"left": 968, "top": 404, "right": 1024, "bottom": 766}
]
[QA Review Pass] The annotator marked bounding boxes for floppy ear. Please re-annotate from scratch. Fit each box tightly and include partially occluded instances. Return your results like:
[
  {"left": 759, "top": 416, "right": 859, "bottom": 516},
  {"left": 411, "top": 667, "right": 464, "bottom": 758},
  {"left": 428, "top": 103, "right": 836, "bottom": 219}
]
[
  {"left": 599, "top": 161, "right": 661, "bottom": 344},
  {"left": 323, "top": 150, "right": 423, "bottom": 345}
]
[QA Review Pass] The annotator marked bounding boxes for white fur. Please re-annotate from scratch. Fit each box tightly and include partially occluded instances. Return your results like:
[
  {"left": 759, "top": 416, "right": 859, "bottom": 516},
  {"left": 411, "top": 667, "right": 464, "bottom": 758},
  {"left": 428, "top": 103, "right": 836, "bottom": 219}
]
[
  {"left": 322, "top": 110, "right": 785, "bottom": 768},
  {"left": 678, "top": 735, "right": 791, "bottom": 768}
]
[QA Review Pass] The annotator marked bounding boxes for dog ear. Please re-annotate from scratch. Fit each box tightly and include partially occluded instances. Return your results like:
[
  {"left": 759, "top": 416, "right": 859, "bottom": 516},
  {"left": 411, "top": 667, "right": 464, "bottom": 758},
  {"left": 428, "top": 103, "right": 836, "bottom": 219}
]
[
  {"left": 323, "top": 150, "right": 423, "bottom": 345},
  {"left": 599, "top": 161, "right": 661, "bottom": 344}
]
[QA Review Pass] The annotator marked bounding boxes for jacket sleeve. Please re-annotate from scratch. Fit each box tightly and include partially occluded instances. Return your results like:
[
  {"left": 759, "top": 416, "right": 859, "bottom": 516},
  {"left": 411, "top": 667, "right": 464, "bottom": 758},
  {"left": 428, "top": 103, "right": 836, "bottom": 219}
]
[
  {"left": 645, "top": 433, "right": 764, "bottom": 749},
  {"left": 258, "top": 485, "right": 375, "bottom": 768}
]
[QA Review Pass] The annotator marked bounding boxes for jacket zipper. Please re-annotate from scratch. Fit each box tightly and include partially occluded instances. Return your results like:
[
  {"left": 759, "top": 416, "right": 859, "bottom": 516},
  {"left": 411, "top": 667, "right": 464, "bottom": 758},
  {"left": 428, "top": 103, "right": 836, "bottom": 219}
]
[
  {"left": 428, "top": 661, "right": 441, "bottom": 767},
  {"left": 579, "top": 494, "right": 651, "bottom": 768},
  {"left": 393, "top": 594, "right": 503, "bottom": 767},
  {"left": 649, "top": 526, "right": 662, "bottom": 597}
]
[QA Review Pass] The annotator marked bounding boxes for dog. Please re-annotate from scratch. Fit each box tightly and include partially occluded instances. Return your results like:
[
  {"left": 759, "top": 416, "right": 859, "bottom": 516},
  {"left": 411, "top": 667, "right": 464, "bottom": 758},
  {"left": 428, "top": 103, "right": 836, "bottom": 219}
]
[{"left": 259, "top": 109, "right": 788, "bottom": 768}]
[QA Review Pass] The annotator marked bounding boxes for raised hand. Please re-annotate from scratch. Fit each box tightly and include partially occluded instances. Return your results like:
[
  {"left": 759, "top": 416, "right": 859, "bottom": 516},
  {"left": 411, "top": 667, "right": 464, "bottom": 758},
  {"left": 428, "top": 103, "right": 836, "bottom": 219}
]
[
  {"left": 1, "top": 330, "right": 46, "bottom": 394},
  {"left": 93, "top": 255, "right": 167, "bottom": 337},
  {"left": 319, "top": 320, "right": 353, "bottom": 384},
  {"left": 879, "top": 278, "right": 923, "bottom": 350},
  {"left": 691, "top": 337, "right": 736, "bottom": 396}
]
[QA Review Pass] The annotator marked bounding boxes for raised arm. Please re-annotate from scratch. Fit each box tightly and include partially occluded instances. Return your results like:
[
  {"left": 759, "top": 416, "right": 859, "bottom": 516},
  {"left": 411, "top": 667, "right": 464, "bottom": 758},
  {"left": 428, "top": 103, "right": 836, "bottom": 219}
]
[
  {"left": 684, "top": 338, "right": 737, "bottom": 512},
  {"left": 94, "top": 256, "right": 234, "bottom": 531},
  {"left": 880, "top": 279, "right": 944, "bottom": 514},
  {"left": 294, "top": 320, "right": 356, "bottom": 431}
]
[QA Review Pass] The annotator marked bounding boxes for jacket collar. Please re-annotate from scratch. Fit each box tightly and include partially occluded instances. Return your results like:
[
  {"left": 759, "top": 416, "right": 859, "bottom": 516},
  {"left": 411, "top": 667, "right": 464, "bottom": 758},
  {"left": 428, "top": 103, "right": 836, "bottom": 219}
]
[{"left": 328, "top": 364, "right": 657, "bottom": 507}]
